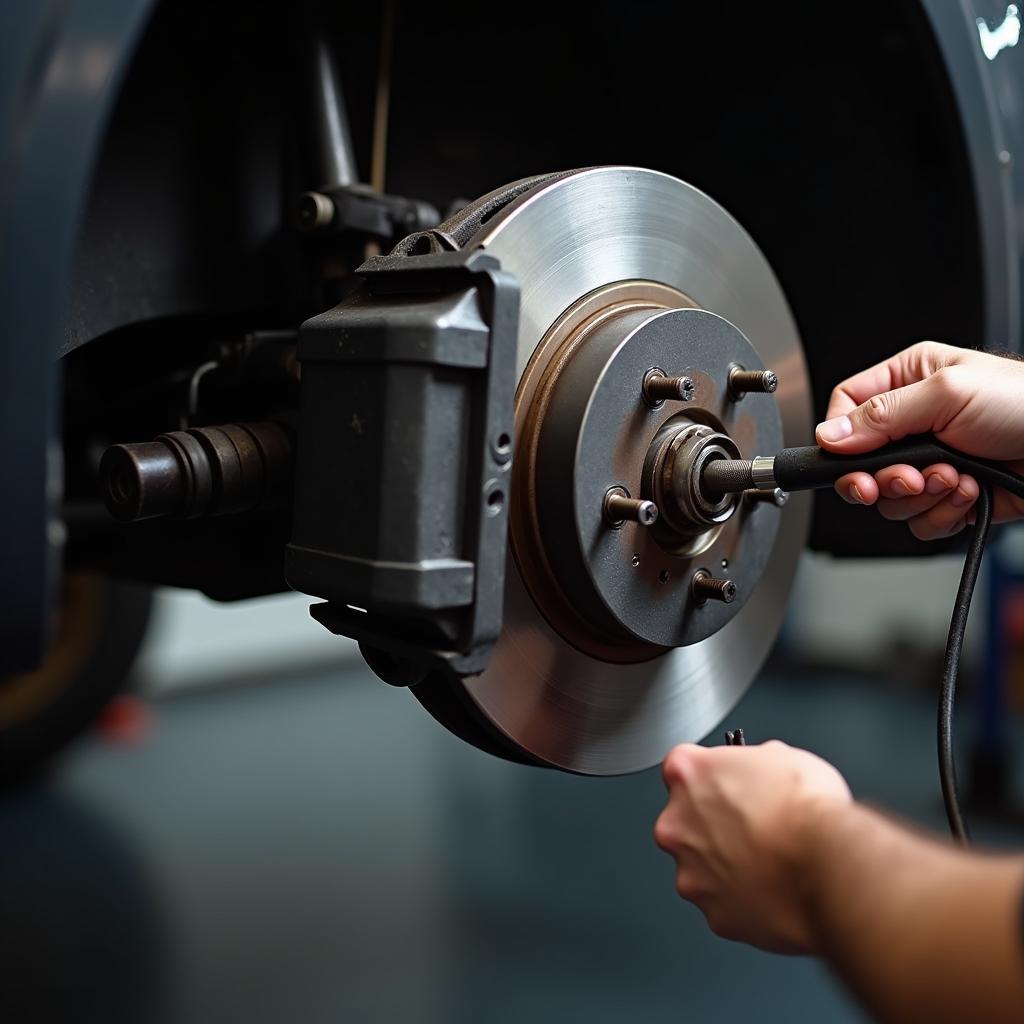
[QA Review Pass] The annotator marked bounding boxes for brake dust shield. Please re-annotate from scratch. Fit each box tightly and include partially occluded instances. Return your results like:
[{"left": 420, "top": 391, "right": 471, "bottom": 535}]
[{"left": 414, "top": 167, "right": 812, "bottom": 774}]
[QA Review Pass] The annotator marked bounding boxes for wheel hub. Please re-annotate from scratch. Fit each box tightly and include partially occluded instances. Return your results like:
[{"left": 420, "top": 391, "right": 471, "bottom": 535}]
[{"left": 514, "top": 300, "right": 784, "bottom": 654}]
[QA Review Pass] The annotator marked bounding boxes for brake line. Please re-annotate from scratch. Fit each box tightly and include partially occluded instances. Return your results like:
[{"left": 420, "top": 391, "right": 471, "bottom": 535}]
[{"left": 703, "top": 436, "right": 1024, "bottom": 844}]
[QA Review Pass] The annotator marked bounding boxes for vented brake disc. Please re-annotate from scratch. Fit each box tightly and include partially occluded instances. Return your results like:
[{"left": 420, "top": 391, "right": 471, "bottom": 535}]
[{"left": 414, "top": 167, "right": 812, "bottom": 774}]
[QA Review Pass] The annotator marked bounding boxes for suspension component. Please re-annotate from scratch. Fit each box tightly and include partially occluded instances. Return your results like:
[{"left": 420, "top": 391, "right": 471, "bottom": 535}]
[
  {"left": 100, "top": 421, "right": 293, "bottom": 523},
  {"left": 294, "top": 183, "right": 439, "bottom": 242}
]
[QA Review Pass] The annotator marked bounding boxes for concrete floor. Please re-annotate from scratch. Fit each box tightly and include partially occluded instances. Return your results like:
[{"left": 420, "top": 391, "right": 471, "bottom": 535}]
[{"left": 2, "top": 663, "right": 1022, "bottom": 1024}]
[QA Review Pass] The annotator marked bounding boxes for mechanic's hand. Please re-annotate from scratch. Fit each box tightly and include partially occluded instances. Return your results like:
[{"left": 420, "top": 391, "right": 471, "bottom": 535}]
[
  {"left": 816, "top": 341, "right": 1024, "bottom": 539},
  {"left": 654, "top": 740, "right": 851, "bottom": 954}
]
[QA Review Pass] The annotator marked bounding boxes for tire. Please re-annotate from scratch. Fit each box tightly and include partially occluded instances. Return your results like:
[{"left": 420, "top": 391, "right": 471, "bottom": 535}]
[{"left": 0, "top": 573, "right": 153, "bottom": 783}]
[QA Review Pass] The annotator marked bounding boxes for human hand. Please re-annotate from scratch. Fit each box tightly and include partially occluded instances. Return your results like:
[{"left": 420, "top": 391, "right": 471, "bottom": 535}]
[
  {"left": 654, "top": 740, "right": 851, "bottom": 954},
  {"left": 816, "top": 342, "right": 1024, "bottom": 539}
]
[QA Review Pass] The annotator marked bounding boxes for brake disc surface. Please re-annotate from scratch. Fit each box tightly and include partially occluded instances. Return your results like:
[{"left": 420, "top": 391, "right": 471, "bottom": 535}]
[{"left": 418, "top": 167, "right": 812, "bottom": 774}]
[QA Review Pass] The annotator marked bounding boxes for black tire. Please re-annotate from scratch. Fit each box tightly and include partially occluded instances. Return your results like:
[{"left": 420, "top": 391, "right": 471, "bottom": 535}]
[{"left": 0, "top": 573, "right": 153, "bottom": 783}]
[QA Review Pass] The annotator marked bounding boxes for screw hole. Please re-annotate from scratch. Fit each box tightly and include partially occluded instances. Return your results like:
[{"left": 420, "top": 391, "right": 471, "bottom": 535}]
[
  {"left": 659, "top": 569, "right": 670, "bottom": 584},
  {"left": 491, "top": 432, "right": 513, "bottom": 465},
  {"left": 487, "top": 489, "right": 504, "bottom": 515},
  {"left": 720, "top": 558, "right": 729, "bottom": 569},
  {"left": 631, "top": 553, "right": 640, "bottom": 567}
]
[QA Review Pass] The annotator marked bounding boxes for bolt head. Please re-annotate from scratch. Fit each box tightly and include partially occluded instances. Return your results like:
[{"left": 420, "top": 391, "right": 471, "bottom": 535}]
[{"left": 637, "top": 500, "right": 659, "bottom": 526}]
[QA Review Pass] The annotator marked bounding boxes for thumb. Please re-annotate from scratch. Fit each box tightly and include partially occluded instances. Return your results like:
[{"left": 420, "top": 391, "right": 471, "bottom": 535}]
[{"left": 815, "top": 375, "right": 955, "bottom": 453}]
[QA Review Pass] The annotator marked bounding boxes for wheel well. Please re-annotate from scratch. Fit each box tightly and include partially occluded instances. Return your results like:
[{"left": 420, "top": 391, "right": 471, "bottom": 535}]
[{"left": 69, "top": 0, "right": 984, "bottom": 556}]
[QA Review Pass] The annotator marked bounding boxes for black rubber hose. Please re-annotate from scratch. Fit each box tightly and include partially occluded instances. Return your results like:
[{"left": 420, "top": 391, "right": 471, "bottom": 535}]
[{"left": 938, "top": 484, "right": 992, "bottom": 844}]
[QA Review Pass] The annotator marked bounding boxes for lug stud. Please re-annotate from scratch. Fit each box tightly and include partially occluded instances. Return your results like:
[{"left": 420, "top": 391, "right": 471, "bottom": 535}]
[
  {"left": 604, "top": 486, "right": 659, "bottom": 528},
  {"left": 643, "top": 368, "right": 695, "bottom": 406},
  {"left": 728, "top": 365, "right": 778, "bottom": 400},
  {"left": 744, "top": 487, "right": 789, "bottom": 507},
  {"left": 691, "top": 570, "right": 737, "bottom": 605}
]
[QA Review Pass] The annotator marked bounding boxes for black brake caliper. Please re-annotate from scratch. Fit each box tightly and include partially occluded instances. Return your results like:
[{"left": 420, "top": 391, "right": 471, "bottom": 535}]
[{"left": 285, "top": 248, "right": 519, "bottom": 685}]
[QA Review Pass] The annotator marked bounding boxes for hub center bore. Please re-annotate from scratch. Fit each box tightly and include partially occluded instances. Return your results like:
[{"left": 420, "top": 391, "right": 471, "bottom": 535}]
[
  {"left": 645, "top": 421, "right": 743, "bottom": 545},
  {"left": 513, "top": 294, "right": 785, "bottom": 656}
]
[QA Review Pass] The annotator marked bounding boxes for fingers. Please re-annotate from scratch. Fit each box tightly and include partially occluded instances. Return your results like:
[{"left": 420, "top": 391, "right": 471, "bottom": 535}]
[
  {"left": 825, "top": 359, "right": 901, "bottom": 420},
  {"left": 824, "top": 341, "right": 958, "bottom": 420},
  {"left": 903, "top": 474, "right": 979, "bottom": 541},
  {"left": 874, "top": 463, "right": 926, "bottom": 498},
  {"left": 835, "top": 463, "right": 976, "bottom": 540},
  {"left": 875, "top": 464, "right": 958, "bottom": 520},
  {"left": 817, "top": 368, "right": 968, "bottom": 454},
  {"left": 834, "top": 471, "right": 879, "bottom": 505},
  {"left": 833, "top": 464, "right": 929, "bottom": 505},
  {"left": 661, "top": 742, "right": 705, "bottom": 790}
]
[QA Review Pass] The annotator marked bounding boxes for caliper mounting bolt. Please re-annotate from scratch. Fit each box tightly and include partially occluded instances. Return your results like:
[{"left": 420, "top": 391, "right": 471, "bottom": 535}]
[
  {"left": 691, "top": 570, "right": 737, "bottom": 605},
  {"left": 603, "top": 486, "right": 659, "bottom": 528},
  {"left": 744, "top": 487, "right": 789, "bottom": 507},
  {"left": 643, "top": 368, "right": 696, "bottom": 406},
  {"left": 728, "top": 365, "right": 778, "bottom": 400}
]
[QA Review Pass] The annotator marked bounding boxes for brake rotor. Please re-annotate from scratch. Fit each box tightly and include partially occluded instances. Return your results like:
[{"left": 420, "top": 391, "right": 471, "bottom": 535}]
[{"left": 416, "top": 167, "right": 812, "bottom": 774}]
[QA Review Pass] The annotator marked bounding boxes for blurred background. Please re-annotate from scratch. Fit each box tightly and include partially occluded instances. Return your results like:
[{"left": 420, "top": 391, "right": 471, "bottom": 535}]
[{"left": 3, "top": 542, "right": 1024, "bottom": 1024}]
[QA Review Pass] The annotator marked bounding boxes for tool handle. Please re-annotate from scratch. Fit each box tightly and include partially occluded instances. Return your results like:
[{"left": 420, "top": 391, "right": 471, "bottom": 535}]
[{"left": 773, "top": 436, "right": 1024, "bottom": 500}]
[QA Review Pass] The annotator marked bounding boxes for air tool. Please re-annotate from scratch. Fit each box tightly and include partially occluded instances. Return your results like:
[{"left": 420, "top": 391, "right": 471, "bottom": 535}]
[{"left": 700, "top": 436, "right": 1024, "bottom": 503}]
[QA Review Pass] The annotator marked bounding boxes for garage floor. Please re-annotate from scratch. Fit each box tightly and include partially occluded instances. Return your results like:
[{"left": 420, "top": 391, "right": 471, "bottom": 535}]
[{"left": 2, "top": 662, "right": 1023, "bottom": 1024}]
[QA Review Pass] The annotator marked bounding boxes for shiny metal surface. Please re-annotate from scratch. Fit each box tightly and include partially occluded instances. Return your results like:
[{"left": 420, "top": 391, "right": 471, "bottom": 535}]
[
  {"left": 752, "top": 455, "right": 779, "bottom": 489},
  {"left": 307, "top": 35, "right": 358, "bottom": 189},
  {"left": 460, "top": 167, "right": 812, "bottom": 774}
]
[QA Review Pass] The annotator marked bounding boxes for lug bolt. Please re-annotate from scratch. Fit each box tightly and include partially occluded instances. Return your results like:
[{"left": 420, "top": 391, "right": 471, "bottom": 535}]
[
  {"left": 643, "top": 368, "right": 695, "bottom": 406},
  {"left": 691, "top": 570, "right": 737, "bottom": 605},
  {"left": 603, "top": 487, "right": 659, "bottom": 528},
  {"left": 744, "top": 487, "right": 789, "bottom": 507},
  {"left": 728, "top": 365, "right": 778, "bottom": 400}
]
